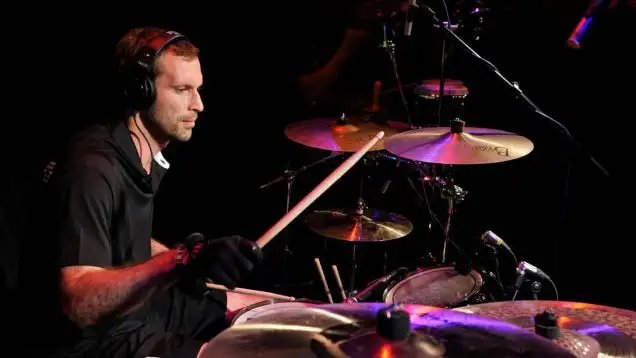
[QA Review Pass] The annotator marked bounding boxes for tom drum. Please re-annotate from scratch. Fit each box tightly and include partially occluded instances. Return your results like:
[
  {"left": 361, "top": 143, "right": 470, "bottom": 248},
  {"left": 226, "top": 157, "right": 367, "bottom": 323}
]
[
  {"left": 414, "top": 79, "right": 469, "bottom": 126},
  {"left": 230, "top": 299, "right": 319, "bottom": 326},
  {"left": 383, "top": 266, "right": 485, "bottom": 308}
]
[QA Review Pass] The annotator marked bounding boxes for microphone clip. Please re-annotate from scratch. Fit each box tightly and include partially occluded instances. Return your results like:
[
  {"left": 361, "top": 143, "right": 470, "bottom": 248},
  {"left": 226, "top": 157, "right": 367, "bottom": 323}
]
[{"left": 511, "top": 261, "right": 550, "bottom": 301}]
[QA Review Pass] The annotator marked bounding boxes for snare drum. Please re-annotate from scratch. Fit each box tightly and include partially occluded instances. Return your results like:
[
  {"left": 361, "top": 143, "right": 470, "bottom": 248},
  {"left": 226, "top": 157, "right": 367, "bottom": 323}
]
[
  {"left": 230, "top": 299, "right": 319, "bottom": 326},
  {"left": 383, "top": 266, "right": 485, "bottom": 308},
  {"left": 413, "top": 79, "right": 469, "bottom": 126}
]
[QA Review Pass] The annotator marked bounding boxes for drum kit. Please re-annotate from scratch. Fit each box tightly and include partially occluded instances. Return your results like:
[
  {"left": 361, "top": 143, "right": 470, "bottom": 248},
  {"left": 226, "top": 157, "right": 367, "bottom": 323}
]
[
  {"left": 278, "top": 111, "right": 535, "bottom": 299},
  {"left": 202, "top": 2, "right": 618, "bottom": 356},
  {"left": 205, "top": 112, "right": 632, "bottom": 356}
]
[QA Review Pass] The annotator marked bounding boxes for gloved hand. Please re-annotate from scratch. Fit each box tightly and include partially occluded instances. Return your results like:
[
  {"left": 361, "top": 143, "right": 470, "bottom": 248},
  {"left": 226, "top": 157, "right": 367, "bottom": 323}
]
[{"left": 180, "top": 233, "right": 263, "bottom": 290}]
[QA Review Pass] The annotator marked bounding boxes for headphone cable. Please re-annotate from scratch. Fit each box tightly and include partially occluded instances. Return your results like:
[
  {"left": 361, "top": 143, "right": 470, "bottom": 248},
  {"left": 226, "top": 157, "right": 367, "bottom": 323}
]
[{"left": 133, "top": 117, "right": 154, "bottom": 179}]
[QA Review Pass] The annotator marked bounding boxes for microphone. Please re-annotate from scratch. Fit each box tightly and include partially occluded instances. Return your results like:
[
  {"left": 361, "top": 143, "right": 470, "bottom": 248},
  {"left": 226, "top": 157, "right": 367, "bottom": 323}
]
[
  {"left": 344, "top": 267, "right": 409, "bottom": 303},
  {"left": 480, "top": 230, "right": 518, "bottom": 264},
  {"left": 512, "top": 261, "right": 558, "bottom": 301},
  {"left": 404, "top": 0, "right": 418, "bottom": 36},
  {"left": 518, "top": 261, "right": 551, "bottom": 281}
]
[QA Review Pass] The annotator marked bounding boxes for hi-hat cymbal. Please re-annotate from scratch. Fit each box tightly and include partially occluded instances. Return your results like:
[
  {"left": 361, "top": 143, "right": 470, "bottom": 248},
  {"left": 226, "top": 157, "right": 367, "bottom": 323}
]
[
  {"left": 384, "top": 121, "right": 534, "bottom": 165},
  {"left": 454, "top": 300, "right": 636, "bottom": 357},
  {"left": 284, "top": 116, "right": 410, "bottom": 152},
  {"left": 305, "top": 208, "right": 413, "bottom": 242},
  {"left": 200, "top": 303, "right": 579, "bottom": 358}
]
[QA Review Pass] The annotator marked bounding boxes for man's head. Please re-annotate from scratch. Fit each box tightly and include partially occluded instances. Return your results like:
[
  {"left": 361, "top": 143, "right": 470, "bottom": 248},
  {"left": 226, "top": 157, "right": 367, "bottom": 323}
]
[{"left": 114, "top": 27, "right": 203, "bottom": 143}]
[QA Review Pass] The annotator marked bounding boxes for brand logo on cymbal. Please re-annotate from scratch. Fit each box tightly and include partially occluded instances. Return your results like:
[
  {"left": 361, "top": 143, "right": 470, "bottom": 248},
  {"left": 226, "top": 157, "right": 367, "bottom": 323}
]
[{"left": 472, "top": 146, "right": 510, "bottom": 157}]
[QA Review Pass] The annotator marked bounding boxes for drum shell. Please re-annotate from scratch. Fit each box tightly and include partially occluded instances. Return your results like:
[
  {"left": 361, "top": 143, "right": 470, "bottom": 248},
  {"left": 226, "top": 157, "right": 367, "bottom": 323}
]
[
  {"left": 413, "top": 79, "right": 468, "bottom": 127},
  {"left": 383, "top": 266, "right": 487, "bottom": 308}
]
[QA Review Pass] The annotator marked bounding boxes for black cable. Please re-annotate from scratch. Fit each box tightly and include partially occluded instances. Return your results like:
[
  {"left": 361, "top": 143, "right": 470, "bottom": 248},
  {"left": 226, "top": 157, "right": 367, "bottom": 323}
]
[
  {"left": 133, "top": 118, "right": 154, "bottom": 178},
  {"left": 436, "top": 0, "right": 453, "bottom": 126}
]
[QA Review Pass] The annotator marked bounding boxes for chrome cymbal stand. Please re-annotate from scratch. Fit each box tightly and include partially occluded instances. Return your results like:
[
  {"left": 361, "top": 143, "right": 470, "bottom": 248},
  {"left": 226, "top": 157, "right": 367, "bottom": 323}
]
[
  {"left": 438, "top": 174, "right": 467, "bottom": 263},
  {"left": 420, "top": 171, "right": 467, "bottom": 264},
  {"left": 380, "top": 26, "right": 414, "bottom": 129}
]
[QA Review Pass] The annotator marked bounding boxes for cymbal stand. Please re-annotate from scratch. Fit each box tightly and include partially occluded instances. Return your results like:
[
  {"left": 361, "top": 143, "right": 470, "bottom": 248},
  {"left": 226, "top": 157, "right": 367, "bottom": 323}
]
[
  {"left": 348, "top": 197, "right": 367, "bottom": 295},
  {"left": 261, "top": 153, "right": 344, "bottom": 287},
  {"left": 380, "top": 26, "right": 414, "bottom": 128},
  {"left": 424, "top": 173, "right": 467, "bottom": 263},
  {"left": 346, "top": 154, "right": 376, "bottom": 294}
]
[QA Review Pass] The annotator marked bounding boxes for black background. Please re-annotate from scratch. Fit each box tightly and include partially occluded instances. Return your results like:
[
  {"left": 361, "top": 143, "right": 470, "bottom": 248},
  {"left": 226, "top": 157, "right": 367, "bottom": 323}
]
[{"left": 1, "top": 0, "right": 632, "bottom": 314}]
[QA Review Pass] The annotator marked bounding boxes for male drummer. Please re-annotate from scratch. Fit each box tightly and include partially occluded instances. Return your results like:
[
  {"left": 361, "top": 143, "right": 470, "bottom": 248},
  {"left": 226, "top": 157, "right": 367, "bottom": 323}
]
[{"left": 17, "top": 27, "right": 267, "bottom": 358}]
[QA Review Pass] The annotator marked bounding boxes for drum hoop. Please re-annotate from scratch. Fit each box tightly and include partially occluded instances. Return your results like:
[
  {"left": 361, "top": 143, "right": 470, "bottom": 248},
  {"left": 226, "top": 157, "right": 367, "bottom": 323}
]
[
  {"left": 383, "top": 266, "right": 484, "bottom": 304},
  {"left": 230, "top": 298, "right": 280, "bottom": 325},
  {"left": 230, "top": 299, "right": 321, "bottom": 326}
]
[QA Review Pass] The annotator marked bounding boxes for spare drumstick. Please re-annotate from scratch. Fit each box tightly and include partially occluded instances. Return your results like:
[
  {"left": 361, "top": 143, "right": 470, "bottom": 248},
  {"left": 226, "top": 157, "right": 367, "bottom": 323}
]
[
  {"left": 255, "top": 131, "right": 385, "bottom": 249},
  {"left": 331, "top": 265, "right": 347, "bottom": 301},
  {"left": 314, "top": 258, "right": 334, "bottom": 304},
  {"left": 205, "top": 283, "right": 296, "bottom": 301}
]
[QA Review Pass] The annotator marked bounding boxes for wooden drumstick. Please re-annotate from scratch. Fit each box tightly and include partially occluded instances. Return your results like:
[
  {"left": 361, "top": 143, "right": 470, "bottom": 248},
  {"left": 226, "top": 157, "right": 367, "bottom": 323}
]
[
  {"left": 255, "top": 131, "right": 385, "bottom": 249},
  {"left": 205, "top": 283, "right": 296, "bottom": 301},
  {"left": 331, "top": 265, "right": 347, "bottom": 301},
  {"left": 208, "top": 132, "right": 384, "bottom": 294},
  {"left": 314, "top": 258, "right": 334, "bottom": 304}
]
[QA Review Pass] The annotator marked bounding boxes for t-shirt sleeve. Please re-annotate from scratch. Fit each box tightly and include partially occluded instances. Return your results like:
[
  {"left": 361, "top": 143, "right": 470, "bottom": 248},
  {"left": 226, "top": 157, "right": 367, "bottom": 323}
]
[{"left": 51, "top": 165, "right": 115, "bottom": 268}]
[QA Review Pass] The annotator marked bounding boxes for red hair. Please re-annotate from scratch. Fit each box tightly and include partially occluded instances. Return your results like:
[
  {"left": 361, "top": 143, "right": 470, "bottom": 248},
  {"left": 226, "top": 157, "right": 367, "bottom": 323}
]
[{"left": 113, "top": 27, "right": 199, "bottom": 77}]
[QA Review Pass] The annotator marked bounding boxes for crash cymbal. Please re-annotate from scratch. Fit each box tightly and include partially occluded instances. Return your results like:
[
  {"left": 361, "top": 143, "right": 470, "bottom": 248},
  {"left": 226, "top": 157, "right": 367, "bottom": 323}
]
[
  {"left": 455, "top": 300, "right": 636, "bottom": 357},
  {"left": 284, "top": 116, "right": 410, "bottom": 152},
  {"left": 384, "top": 119, "right": 534, "bottom": 165},
  {"left": 200, "top": 303, "right": 579, "bottom": 358},
  {"left": 305, "top": 208, "right": 413, "bottom": 242}
]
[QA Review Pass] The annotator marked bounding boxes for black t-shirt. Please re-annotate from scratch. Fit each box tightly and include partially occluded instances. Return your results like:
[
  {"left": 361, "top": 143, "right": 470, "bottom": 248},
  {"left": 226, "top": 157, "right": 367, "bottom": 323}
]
[
  {"left": 19, "top": 120, "right": 226, "bottom": 353},
  {"left": 53, "top": 121, "right": 162, "bottom": 269}
]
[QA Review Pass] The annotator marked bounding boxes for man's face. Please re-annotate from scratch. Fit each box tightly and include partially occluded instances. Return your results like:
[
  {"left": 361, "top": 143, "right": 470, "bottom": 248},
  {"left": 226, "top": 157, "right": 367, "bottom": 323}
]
[{"left": 147, "top": 52, "right": 204, "bottom": 143}]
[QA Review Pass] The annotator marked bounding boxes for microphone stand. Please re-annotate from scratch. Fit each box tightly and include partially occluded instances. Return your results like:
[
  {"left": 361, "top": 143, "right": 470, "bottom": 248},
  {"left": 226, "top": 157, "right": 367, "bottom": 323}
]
[
  {"left": 261, "top": 153, "right": 344, "bottom": 288},
  {"left": 380, "top": 28, "right": 414, "bottom": 128},
  {"left": 260, "top": 153, "right": 345, "bottom": 190},
  {"left": 530, "top": 280, "right": 542, "bottom": 300},
  {"left": 412, "top": 3, "right": 609, "bottom": 178}
]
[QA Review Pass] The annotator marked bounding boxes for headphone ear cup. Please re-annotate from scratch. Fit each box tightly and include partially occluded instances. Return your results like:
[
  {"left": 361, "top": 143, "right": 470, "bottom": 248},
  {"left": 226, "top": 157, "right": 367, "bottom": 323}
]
[
  {"left": 140, "top": 75, "right": 156, "bottom": 109},
  {"left": 122, "top": 76, "right": 141, "bottom": 109},
  {"left": 122, "top": 74, "right": 154, "bottom": 110}
]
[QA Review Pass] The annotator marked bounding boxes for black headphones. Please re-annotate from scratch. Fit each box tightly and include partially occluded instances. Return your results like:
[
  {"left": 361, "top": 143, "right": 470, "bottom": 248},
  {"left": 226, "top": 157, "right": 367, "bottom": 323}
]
[{"left": 122, "top": 30, "right": 188, "bottom": 110}]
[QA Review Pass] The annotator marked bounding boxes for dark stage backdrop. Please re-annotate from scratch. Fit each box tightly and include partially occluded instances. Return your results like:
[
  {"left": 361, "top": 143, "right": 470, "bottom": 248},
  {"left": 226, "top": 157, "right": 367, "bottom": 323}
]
[{"left": 2, "top": 2, "right": 631, "bottom": 310}]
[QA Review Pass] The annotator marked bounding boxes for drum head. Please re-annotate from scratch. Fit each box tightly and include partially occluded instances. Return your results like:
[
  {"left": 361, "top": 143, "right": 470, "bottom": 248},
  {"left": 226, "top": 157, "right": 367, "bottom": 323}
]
[
  {"left": 231, "top": 300, "right": 318, "bottom": 326},
  {"left": 384, "top": 266, "right": 483, "bottom": 307}
]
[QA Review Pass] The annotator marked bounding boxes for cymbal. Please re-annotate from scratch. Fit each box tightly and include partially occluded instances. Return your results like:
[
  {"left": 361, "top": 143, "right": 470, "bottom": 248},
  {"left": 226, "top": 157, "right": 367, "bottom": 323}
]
[
  {"left": 383, "top": 121, "right": 534, "bottom": 165},
  {"left": 284, "top": 116, "right": 410, "bottom": 152},
  {"left": 305, "top": 208, "right": 413, "bottom": 242},
  {"left": 455, "top": 300, "right": 636, "bottom": 357},
  {"left": 200, "top": 303, "right": 579, "bottom": 357}
]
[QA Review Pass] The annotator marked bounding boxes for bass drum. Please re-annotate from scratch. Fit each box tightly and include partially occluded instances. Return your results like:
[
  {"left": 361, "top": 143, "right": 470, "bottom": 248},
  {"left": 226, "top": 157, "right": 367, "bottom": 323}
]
[
  {"left": 383, "top": 266, "right": 487, "bottom": 308},
  {"left": 230, "top": 299, "right": 320, "bottom": 326}
]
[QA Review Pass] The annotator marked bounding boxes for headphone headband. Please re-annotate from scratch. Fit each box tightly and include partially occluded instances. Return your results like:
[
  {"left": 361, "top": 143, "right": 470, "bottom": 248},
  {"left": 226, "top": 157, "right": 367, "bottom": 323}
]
[{"left": 134, "top": 30, "right": 188, "bottom": 74}]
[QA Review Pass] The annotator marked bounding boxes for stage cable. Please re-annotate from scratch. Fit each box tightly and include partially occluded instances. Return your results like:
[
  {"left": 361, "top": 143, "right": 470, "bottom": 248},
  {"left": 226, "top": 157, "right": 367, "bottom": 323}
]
[{"left": 436, "top": 0, "right": 452, "bottom": 126}]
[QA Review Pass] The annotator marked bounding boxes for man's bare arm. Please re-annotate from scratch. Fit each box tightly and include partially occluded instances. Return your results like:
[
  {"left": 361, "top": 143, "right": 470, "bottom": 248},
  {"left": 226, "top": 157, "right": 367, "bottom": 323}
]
[
  {"left": 60, "top": 249, "right": 180, "bottom": 328},
  {"left": 151, "top": 238, "right": 170, "bottom": 256}
]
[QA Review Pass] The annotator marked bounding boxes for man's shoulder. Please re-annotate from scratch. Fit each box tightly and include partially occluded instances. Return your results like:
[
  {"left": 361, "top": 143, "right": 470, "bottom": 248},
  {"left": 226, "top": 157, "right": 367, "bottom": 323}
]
[{"left": 54, "top": 124, "right": 120, "bottom": 182}]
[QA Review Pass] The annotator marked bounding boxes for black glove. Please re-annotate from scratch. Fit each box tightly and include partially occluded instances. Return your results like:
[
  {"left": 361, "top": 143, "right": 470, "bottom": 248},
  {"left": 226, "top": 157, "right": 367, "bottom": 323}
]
[
  {"left": 177, "top": 276, "right": 210, "bottom": 299},
  {"left": 181, "top": 233, "right": 263, "bottom": 290}
]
